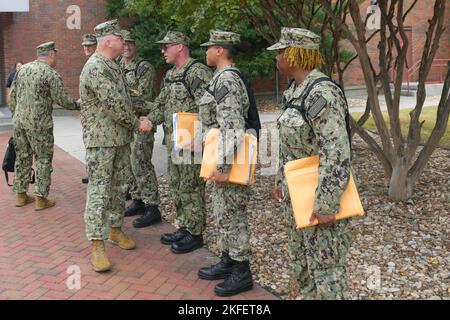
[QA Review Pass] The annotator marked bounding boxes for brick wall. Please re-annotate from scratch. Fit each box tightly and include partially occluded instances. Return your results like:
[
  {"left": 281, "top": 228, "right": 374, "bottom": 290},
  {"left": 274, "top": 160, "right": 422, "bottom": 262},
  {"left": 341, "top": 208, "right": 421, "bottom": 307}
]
[
  {"left": 1, "top": 0, "right": 107, "bottom": 105},
  {"left": 250, "top": 0, "right": 450, "bottom": 90},
  {"left": 342, "top": 0, "right": 450, "bottom": 86},
  {"left": 237, "top": 0, "right": 450, "bottom": 92}
]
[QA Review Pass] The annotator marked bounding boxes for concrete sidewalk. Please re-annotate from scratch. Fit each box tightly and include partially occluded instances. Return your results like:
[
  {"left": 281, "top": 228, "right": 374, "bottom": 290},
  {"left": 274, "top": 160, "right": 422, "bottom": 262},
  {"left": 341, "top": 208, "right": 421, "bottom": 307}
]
[
  {"left": 0, "top": 132, "right": 277, "bottom": 300},
  {"left": 346, "top": 94, "right": 442, "bottom": 113},
  {"left": 0, "top": 91, "right": 443, "bottom": 135},
  {"left": 52, "top": 113, "right": 168, "bottom": 177}
]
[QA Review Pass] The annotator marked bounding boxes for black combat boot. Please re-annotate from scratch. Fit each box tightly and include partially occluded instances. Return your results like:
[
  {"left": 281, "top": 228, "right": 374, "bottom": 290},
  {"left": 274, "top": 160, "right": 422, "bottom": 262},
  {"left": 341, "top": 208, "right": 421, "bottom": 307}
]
[
  {"left": 214, "top": 260, "right": 253, "bottom": 297},
  {"left": 160, "top": 228, "right": 188, "bottom": 245},
  {"left": 132, "top": 205, "right": 162, "bottom": 228},
  {"left": 170, "top": 231, "right": 203, "bottom": 254},
  {"left": 124, "top": 199, "right": 145, "bottom": 217},
  {"left": 198, "top": 252, "right": 236, "bottom": 280},
  {"left": 126, "top": 191, "right": 132, "bottom": 201}
]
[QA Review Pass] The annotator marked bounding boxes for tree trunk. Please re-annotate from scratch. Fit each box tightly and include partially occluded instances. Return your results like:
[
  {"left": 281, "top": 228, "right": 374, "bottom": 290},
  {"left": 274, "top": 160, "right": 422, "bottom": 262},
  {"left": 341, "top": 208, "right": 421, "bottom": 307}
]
[
  {"left": 320, "top": 0, "right": 448, "bottom": 202},
  {"left": 388, "top": 155, "right": 413, "bottom": 201}
]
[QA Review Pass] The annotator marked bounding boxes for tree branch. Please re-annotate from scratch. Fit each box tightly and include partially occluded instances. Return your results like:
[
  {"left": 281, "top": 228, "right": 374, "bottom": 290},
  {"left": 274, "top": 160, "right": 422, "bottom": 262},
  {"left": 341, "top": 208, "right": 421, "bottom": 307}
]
[
  {"left": 240, "top": 6, "right": 275, "bottom": 43},
  {"left": 350, "top": 117, "right": 393, "bottom": 176},
  {"left": 406, "top": 0, "right": 446, "bottom": 163},
  {"left": 259, "top": 0, "right": 283, "bottom": 38},
  {"left": 378, "top": 0, "right": 403, "bottom": 150},
  {"left": 342, "top": 16, "right": 380, "bottom": 74},
  {"left": 408, "top": 61, "right": 450, "bottom": 183},
  {"left": 403, "top": 0, "right": 419, "bottom": 20},
  {"left": 320, "top": 0, "right": 395, "bottom": 166},
  {"left": 356, "top": 97, "right": 372, "bottom": 128}
]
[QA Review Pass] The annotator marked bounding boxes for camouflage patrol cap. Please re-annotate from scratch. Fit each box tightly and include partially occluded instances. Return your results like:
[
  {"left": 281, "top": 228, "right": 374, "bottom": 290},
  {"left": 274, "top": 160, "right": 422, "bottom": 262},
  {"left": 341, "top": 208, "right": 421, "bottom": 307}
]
[
  {"left": 36, "top": 41, "right": 58, "bottom": 55},
  {"left": 155, "top": 31, "right": 190, "bottom": 46},
  {"left": 267, "top": 27, "right": 321, "bottom": 50},
  {"left": 94, "top": 19, "right": 123, "bottom": 38},
  {"left": 200, "top": 30, "right": 240, "bottom": 47},
  {"left": 121, "top": 30, "right": 135, "bottom": 42},
  {"left": 82, "top": 34, "right": 97, "bottom": 46}
]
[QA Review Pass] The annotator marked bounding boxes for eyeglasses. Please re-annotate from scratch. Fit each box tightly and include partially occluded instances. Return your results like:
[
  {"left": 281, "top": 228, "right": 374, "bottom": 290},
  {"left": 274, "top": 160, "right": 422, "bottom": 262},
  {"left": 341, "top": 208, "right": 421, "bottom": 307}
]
[{"left": 161, "top": 43, "right": 177, "bottom": 51}]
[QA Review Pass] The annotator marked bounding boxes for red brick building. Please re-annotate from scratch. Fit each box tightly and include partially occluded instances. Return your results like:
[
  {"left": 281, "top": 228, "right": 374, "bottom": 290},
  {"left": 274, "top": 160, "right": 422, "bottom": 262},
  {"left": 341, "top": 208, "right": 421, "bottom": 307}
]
[
  {"left": 251, "top": 0, "right": 450, "bottom": 93},
  {"left": 1, "top": 0, "right": 449, "bottom": 105},
  {"left": 342, "top": 0, "right": 450, "bottom": 87},
  {"left": 0, "top": 0, "right": 107, "bottom": 105}
]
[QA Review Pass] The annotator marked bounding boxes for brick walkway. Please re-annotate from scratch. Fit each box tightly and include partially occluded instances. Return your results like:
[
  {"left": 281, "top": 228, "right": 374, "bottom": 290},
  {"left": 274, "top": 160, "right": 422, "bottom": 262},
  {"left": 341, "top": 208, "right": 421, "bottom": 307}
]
[{"left": 0, "top": 132, "right": 277, "bottom": 300}]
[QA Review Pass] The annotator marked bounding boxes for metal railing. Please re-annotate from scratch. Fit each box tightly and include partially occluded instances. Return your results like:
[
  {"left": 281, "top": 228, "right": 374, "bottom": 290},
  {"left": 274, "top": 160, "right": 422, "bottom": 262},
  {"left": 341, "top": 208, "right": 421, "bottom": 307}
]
[{"left": 392, "top": 58, "right": 450, "bottom": 93}]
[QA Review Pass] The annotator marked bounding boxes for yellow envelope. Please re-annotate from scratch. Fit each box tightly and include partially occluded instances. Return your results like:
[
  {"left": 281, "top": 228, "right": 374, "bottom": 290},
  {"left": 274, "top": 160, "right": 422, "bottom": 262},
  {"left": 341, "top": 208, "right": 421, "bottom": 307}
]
[
  {"left": 200, "top": 128, "right": 258, "bottom": 186},
  {"left": 284, "top": 155, "right": 364, "bottom": 229},
  {"left": 172, "top": 112, "right": 199, "bottom": 150}
]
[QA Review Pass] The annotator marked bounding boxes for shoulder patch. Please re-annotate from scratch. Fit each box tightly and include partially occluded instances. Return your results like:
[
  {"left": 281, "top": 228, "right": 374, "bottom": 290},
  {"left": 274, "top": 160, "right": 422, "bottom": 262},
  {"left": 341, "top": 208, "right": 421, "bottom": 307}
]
[
  {"left": 191, "top": 77, "right": 202, "bottom": 92},
  {"left": 306, "top": 96, "right": 327, "bottom": 120},
  {"left": 136, "top": 61, "right": 151, "bottom": 78},
  {"left": 215, "top": 85, "right": 229, "bottom": 103}
]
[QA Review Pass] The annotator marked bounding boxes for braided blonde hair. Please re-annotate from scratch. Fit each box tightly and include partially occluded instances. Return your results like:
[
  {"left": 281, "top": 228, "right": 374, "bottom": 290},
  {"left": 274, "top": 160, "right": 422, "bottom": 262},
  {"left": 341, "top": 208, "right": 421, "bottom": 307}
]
[{"left": 283, "top": 47, "right": 324, "bottom": 70}]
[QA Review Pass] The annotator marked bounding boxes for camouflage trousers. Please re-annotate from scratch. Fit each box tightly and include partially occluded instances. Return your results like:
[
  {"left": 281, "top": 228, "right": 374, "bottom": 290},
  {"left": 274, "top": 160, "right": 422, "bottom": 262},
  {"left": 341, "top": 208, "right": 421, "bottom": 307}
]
[
  {"left": 212, "top": 183, "right": 251, "bottom": 262},
  {"left": 168, "top": 148, "right": 206, "bottom": 236},
  {"left": 129, "top": 132, "right": 160, "bottom": 206},
  {"left": 84, "top": 145, "right": 131, "bottom": 240},
  {"left": 282, "top": 181, "right": 352, "bottom": 300},
  {"left": 13, "top": 126, "right": 53, "bottom": 198}
]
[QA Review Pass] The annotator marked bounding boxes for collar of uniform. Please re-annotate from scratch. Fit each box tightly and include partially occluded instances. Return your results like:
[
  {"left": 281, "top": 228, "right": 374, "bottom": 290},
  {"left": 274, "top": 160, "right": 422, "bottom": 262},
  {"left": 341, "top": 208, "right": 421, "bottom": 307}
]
[
  {"left": 170, "top": 57, "right": 195, "bottom": 78},
  {"left": 121, "top": 55, "right": 140, "bottom": 71},
  {"left": 290, "top": 69, "right": 322, "bottom": 99},
  {"left": 34, "top": 59, "right": 52, "bottom": 68},
  {"left": 94, "top": 52, "right": 121, "bottom": 72},
  {"left": 211, "top": 65, "right": 239, "bottom": 83},
  {"left": 214, "top": 64, "right": 235, "bottom": 75}
]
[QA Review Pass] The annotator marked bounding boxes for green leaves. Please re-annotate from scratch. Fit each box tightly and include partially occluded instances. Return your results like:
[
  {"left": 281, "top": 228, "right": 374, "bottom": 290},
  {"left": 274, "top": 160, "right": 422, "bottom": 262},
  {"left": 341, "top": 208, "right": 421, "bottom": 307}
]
[{"left": 106, "top": 0, "right": 353, "bottom": 80}]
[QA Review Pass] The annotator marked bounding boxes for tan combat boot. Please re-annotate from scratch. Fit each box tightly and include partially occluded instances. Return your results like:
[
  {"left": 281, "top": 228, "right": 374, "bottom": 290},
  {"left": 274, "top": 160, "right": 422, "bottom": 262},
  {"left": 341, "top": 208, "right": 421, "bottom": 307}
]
[
  {"left": 91, "top": 240, "right": 111, "bottom": 272},
  {"left": 108, "top": 227, "right": 136, "bottom": 250},
  {"left": 16, "top": 192, "right": 35, "bottom": 207},
  {"left": 35, "top": 196, "right": 56, "bottom": 211}
]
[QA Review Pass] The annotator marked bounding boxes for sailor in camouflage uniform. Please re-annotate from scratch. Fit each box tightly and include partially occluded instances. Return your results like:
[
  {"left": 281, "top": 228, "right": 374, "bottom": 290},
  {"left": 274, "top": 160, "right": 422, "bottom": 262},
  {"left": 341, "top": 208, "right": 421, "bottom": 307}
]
[
  {"left": 268, "top": 28, "right": 353, "bottom": 299},
  {"left": 196, "top": 30, "right": 254, "bottom": 297},
  {"left": 9, "top": 41, "right": 79, "bottom": 211},
  {"left": 79, "top": 20, "right": 152, "bottom": 272},
  {"left": 145, "top": 31, "right": 212, "bottom": 254},
  {"left": 82, "top": 34, "right": 97, "bottom": 59},
  {"left": 81, "top": 34, "right": 97, "bottom": 184},
  {"left": 119, "top": 30, "right": 162, "bottom": 228}
]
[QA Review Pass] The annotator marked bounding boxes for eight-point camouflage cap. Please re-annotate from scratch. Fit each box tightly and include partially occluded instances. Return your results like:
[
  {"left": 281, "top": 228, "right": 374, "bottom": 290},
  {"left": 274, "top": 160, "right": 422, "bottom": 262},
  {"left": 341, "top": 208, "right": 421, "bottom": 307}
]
[
  {"left": 94, "top": 19, "right": 123, "bottom": 38},
  {"left": 121, "top": 30, "right": 135, "bottom": 42},
  {"left": 267, "top": 27, "right": 321, "bottom": 50},
  {"left": 155, "top": 31, "right": 190, "bottom": 46},
  {"left": 82, "top": 34, "right": 97, "bottom": 46},
  {"left": 200, "top": 30, "right": 240, "bottom": 47},
  {"left": 36, "top": 41, "right": 58, "bottom": 55}
]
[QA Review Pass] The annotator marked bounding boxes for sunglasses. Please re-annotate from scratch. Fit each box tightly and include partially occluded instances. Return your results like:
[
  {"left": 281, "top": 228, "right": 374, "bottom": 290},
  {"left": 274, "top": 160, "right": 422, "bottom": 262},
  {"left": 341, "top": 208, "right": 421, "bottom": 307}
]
[{"left": 161, "top": 43, "right": 178, "bottom": 51}]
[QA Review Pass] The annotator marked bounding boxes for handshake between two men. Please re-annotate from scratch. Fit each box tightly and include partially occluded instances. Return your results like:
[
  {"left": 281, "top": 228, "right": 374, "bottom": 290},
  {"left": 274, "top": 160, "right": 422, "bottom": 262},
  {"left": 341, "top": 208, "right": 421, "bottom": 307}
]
[{"left": 138, "top": 116, "right": 153, "bottom": 134}]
